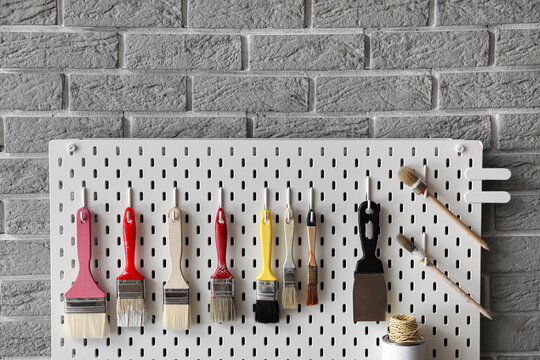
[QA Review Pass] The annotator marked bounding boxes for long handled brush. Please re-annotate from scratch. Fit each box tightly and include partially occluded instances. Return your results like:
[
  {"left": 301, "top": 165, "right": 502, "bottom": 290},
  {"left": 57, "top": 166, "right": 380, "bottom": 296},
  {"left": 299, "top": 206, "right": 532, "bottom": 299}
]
[
  {"left": 255, "top": 187, "right": 279, "bottom": 323},
  {"left": 116, "top": 194, "right": 146, "bottom": 327},
  {"left": 163, "top": 198, "right": 191, "bottom": 329},
  {"left": 281, "top": 187, "right": 298, "bottom": 309},
  {"left": 396, "top": 234, "right": 492, "bottom": 319},
  {"left": 210, "top": 187, "right": 236, "bottom": 322},
  {"left": 306, "top": 187, "right": 318, "bottom": 306},
  {"left": 398, "top": 166, "right": 489, "bottom": 250},
  {"left": 65, "top": 205, "right": 108, "bottom": 338}
]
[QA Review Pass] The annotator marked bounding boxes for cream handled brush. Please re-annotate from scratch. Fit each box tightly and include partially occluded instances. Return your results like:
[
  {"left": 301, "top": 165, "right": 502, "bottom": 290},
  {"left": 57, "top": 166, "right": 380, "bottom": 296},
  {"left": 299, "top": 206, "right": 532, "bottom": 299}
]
[
  {"left": 65, "top": 201, "right": 108, "bottom": 338},
  {"left": 281, "top": 187, "right": 297, "bottom": 309},
  {"left": 163, "top": 190, "right": 190, "bottom": 330}
]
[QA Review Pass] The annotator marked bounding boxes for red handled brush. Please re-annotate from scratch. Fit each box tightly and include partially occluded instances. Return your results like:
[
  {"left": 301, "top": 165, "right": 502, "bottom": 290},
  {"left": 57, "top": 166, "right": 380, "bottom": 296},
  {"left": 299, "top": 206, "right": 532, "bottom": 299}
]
[{"left": 64, "top": 204, "right": 108, "bottom": 338}]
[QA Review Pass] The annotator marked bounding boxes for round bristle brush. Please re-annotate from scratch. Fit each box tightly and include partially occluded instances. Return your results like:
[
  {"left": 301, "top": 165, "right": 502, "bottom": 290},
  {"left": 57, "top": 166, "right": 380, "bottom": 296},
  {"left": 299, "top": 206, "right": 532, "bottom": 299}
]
[{"left": 398, "top": 166, "right": 489, "bottom": 250}]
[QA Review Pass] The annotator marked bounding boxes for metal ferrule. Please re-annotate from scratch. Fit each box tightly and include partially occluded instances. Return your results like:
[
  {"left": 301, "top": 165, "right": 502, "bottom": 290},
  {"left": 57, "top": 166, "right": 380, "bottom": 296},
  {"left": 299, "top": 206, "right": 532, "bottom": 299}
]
[
  {"left": 308, "top": 266, "right": 318, "bottom": 283},
  {"left": 256, "top": 280, "right": 278, "bottom": 301},
  {"left": 282, "top": 267, "right": 297, "bottom": 287},
  {"left": 411, "top": 178, "right": 427, "bottom": 195},
  {"left": 116, "top": 279, "right": 145, "bottom": 299},
  {"left": 210, "top": 278, "right": 234, "bottom": 298},
  {"left": 64, "top": 298, "right": 106, "bottom": 314},
  {"left": 163, "top": 288, "right": 190, "bottom": 305}
]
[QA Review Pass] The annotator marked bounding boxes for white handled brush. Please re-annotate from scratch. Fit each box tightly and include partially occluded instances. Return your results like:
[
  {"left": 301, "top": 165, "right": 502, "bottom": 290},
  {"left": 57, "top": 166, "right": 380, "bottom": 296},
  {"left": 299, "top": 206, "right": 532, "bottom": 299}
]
[{"left": 282, "top": 187, "right": 297, "bottom": 309}]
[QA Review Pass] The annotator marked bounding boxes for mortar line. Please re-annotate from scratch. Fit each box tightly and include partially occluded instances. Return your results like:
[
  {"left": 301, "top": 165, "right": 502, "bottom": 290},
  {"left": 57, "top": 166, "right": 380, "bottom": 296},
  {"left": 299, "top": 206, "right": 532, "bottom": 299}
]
[
  {"left": 308, "top": 77, "right": 316, "bottom": 112},
  {"left": 364, "top": 31, "right": 371, "bottom": 70},
  {"left": 430, "top": 70, "right": 439, "bottom": 110},
  {"left": 488, "top": 28, "right": 496, "bottom": 66},
  {"left": 56, "top": 0, "right": 64, "bottom": 26},
  {"left": 490, "top": 114, "right": 499, "bottom": 150},
  {"left": 62, "top": 73, "right": 70, "bottom": 111},
  {"left": 304, "top": 0, "right": 313, "bottom": 28},
  {"left": 241, "top": 35, "right": 250, "bottom": 71},
  {"left": 185, "top": 75, "right": 193, "bottom": 111},
  {"left": 117, "top": 32, "right": 125, "bottom": 69},
  {"left": 428, "top": 0, "right": 437, "bottom": 26},
  {"left": 181, "top": 0, "right": 188, "bottom": 28}
]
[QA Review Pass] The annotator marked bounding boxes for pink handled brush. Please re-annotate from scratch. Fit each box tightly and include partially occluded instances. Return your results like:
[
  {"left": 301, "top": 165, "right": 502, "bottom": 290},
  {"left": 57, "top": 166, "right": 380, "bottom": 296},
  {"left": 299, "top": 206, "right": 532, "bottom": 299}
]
[{"left": 64, "top": 205, "right": 108, "bottom": 338}]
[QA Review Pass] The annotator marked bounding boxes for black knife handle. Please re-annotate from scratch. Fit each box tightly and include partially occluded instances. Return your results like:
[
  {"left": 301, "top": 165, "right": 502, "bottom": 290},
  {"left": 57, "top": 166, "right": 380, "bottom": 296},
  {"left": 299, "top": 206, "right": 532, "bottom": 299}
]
[{"left": 356, "top": 201, "right": 383, "bottom": 273}]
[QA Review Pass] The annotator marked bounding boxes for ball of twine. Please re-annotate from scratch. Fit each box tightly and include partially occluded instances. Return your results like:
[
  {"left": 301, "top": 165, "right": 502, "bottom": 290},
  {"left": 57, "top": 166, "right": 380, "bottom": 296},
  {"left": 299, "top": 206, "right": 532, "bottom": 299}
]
[{"left": 388, "top": 314, "right": 423, "bottom": 344}]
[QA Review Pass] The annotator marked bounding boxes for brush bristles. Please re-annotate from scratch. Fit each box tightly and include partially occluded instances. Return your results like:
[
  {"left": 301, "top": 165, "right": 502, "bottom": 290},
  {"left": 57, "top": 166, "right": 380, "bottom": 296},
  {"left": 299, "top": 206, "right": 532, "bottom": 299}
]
[
  {"left": 163, "top": 304, "right": 191, "bottom": 329},
  {"left": 306, "top": 282, "right": 319, "bottom": 306},
  {"left": 398, "top": 166, "right": 420, "bottom": 188},
  {"left": 210, "top": 297, "right": 236, "bottom": 323},
  {"left": 116, "top": 298, "right": 146, "bottom": 327},
  {"left": 65, "top": 313, "right": 107, "bottom": 339},
  {"left": 281, "top": 286, "right": 298, "bottom": 309},
  {"left": 255, "top": 300, "right": 280, "bottom": 323},
  {"left": 396, "top": 234, "right": 416, "bottom": 253}
]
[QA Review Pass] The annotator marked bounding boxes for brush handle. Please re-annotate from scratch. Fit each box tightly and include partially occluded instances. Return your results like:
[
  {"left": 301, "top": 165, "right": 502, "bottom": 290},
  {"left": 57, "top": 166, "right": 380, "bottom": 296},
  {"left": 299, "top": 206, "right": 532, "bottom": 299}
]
[
  {"left": 165, "top": 207, "right": 188, "bottom": 289},
  {"left": 307, "top": 209, "right": 317, "bottom": 267},
  {"left": 283, "top": 206, "right": 295, "bottom": 269},
  {"left": 427, "top": 262, "right": 492, "bottom": 319},
  {"left": 117, "top": 207, "right": 144, "bottom": 281},
  {"left": 257, "top": 210, "right": 277, "bottom": 281},
  {"left": 426, "top": 192, "right": 489, "bottom": 250},
  {"left": 65, "top": 207, "right": 105, "bottom": 299},
  {"left": 212, "top": 208, "right": 233, "bottom": 279}
]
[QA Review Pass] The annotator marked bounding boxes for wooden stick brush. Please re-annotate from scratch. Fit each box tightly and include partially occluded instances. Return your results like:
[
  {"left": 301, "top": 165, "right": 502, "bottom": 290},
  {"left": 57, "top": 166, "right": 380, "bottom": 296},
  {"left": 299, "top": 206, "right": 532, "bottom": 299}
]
[
  {"left": 398, "top": 166, "right": 489, "bottom": 250},
  {"left": 306, "top": 187, "right": 318, "bottom": 306},
  {"left": 281, "top": 187, "right": 297, "bottom": 309},
  {"left": 64, "top": 202, "right": 108, "bottom": 338},
  {"left": 163, "top": 188, "right": 191, "bottom": 329},
  {"left": 210, "top": 187, "right": 236, "bottom": 323},
  {"left": 254, "top": 187, "right": 279, "bottom": 323},
  {"left": 396, "top": 234, "right": 492, "bottom": 319}
]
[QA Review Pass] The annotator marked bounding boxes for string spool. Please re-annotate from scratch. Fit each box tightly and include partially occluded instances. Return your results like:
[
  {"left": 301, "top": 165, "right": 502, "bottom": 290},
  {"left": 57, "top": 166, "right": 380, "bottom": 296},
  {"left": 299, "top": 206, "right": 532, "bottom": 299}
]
[{"left": 388, "top": 314, "right": 422, "bottom": 343}]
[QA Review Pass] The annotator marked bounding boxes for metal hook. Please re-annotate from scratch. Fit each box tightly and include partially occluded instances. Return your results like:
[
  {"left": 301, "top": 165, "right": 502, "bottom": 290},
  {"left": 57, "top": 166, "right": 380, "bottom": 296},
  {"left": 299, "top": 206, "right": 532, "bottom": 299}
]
[
  {"left": 218, "top": 187, "right": 224, "bottom": 224},
  {"left": 263, "top": 187, "right": 269, "bottom": 223},
  {"left": 126, "top": 187, "right": 133, "bottom": 223},
  {"left": 309, "top": 187, "right": 314, "bottom": 223},
  {"left": 365, "top": 176, "right": 372, "bottom": 211},
  {"left": 286, "top": 187, "right": 292, "bottom": 223},
  {"left": 80, "top": 186, "right": 87, "bottom": 223},
  {"left": 171, "top": 187, "right": 179, "bottom": 222}
]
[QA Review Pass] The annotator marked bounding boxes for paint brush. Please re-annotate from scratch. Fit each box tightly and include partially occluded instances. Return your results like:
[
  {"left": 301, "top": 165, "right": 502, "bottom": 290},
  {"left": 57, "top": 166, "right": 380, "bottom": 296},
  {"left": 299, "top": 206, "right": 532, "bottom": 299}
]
[
  {"left": 396, "top": 234, "right": 492, "bottom": 319},
  {"left": 255, "top": 187, "right": 279, "bottom": 323},
  {"left": 210, "top": 187, "right": 236, "bottom": 323},
  {"left": 163, "top": 193, "right": 191, "bottom": 330},
  {"left": 281, "top": 187, "right": 297, "bottom": 309},
  {"left": 116, "top": 188, "right": 146, "bottom": 327},
  {"left": 306, "top": 187, "right": 318, "bottom": 306},
  {"left": 398, "top": 166, "right": 489, "bottom": 250},
  {"left": 65, "top": 203, "right": 108, "bottom": 338}
]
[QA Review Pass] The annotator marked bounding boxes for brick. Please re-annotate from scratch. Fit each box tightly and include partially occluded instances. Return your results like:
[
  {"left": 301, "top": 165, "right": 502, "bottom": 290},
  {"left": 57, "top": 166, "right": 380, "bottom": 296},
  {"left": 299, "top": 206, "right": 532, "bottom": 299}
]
[
  {"left": 125, "top": 34, "right": 241, "bottom": 70},
  {"left": 251, "top": 35, "right": 364, "bottom": 71},
  {"left": 372, "top": 31, "right": 488, "bottom": 69},
  {"left": 484, "top": 154, "right": 540, "bottom": 190},
  {"left": 70, "top": 75, "right": 186, "bottom": 111},
  {"left": 491, "top": 275, "right": 540, "bottom": 312},
  {"left": 0, "top": 32, "right": 118, "bottom": 69},
  {"left": 498, "top": 113, "right": 540, "bottom": 150},
  {"left": 253, "top": 116, "right": 369, "bottom": 138},
  {"left": 193, "top": 76, "right": 309, "bottom": 112},
  {"left": 0, "top": 240, "right": 50, "bottom": 275},
  {"left": 483, "top": 236, "right": 540, "bottom": 273},
  {"left": 440, "top": 71, "right": 540, "bottom": 109},
  {"left": 438, "top": 0, "right": 540, "bottom": 25},
  {"left": 375, "top": 116, "right": 491, "bottom": 147},
  {"left": 0, "top": 73, "right": 62, "bottom": 110},
  {"left": 0, "top": 280, "right": 50, "bottom": 316},
  {"left": 130, "top": 117, "right": 247, "bottom": 138},
  {"left": 5, "top": 117, "right": 123, "bottom": 153},
  {"left": 313, "top": 0, "right": 429, "bottom": 28},
  {"left": 0, "top": 0, "right": 55, "bottom": 25},
  {"left": 497, "top": 29, "right": 540, "bottom": 66},
  {"left": 65, "top": 0, "right": 182, "bottom": 27},
  {"left": 495, "top": 195, "right": 540, "bottom": 231},
  {"left": 189, "top": 0, "right": 303, "bottom": 29},
  {"left": 317, "top": 76, "right": 431, "bottom": 112},
  {"left": 0, "top": 159, "right": 48, "bottom": 194},
  {"left": 0, "top": 320, "right": 50, "bottom": 357},
  {"left": 481, "top": 316, "right": 540, "bottom": 352},
  {"left": 5, "top": 199, "right": 49, "bottom": 235}
]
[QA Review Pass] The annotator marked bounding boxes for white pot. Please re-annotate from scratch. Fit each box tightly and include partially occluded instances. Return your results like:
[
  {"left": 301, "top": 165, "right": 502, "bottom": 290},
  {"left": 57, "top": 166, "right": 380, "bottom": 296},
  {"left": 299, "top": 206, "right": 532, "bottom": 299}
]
[{"left": 381, "top": 335, "right": 425, "bottom": 360}]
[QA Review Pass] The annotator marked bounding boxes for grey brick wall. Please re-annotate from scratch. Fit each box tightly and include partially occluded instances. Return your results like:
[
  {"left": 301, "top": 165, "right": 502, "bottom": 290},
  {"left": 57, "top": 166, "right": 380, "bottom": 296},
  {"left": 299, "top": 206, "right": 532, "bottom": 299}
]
[{"left": 0, "top": 0, "right": 538, "bottom": 358}]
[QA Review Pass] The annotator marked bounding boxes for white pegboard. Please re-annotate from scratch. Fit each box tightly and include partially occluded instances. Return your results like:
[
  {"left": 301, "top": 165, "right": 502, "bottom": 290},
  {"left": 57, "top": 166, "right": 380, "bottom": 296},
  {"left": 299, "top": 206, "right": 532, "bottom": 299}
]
[{"left": 49, "top": 139, "right": 483, "bottom": 360}]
